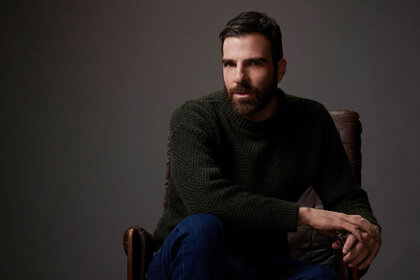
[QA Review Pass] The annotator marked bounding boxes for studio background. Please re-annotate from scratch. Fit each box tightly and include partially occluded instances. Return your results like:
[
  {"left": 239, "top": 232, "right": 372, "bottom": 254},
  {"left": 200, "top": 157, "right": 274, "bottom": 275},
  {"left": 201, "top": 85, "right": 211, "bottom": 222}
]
[{"left": 2, "top": 0, "right": 419, "bottom": 279}]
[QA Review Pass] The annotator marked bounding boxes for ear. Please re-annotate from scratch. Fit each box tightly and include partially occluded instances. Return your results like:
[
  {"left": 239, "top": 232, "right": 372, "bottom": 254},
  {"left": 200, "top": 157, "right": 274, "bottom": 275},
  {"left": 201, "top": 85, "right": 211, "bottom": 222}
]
[{"left": 276, "top": 58, "right": 287, "bottom": 83}]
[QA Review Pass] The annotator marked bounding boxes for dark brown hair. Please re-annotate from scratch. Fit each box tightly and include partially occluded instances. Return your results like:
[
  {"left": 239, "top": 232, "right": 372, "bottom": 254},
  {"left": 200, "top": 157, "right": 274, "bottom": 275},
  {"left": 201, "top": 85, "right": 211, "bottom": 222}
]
[{"left": 219, "top": 11, "right": 284, "bottom": 64}]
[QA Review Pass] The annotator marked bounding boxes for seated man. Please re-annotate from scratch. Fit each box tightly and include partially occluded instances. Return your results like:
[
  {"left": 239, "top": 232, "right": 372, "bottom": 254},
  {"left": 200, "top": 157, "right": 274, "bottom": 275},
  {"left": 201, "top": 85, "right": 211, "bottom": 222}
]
[{"left": 147, "top": 11, "right": 381, "bottom": 280}]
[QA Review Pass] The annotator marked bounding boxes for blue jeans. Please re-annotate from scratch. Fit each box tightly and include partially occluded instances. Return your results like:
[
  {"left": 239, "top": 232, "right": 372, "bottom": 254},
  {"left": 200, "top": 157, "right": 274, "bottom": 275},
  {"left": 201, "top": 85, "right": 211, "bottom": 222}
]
[{"left": 146, "top": 214, "right": 339, "bottom": 280}]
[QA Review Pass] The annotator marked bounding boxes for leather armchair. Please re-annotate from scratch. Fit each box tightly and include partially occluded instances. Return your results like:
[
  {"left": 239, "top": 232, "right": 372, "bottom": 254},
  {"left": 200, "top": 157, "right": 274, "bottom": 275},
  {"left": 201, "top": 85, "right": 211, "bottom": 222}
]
[{"left": 123, "top": 110, "right": 362, "bottom": 280}]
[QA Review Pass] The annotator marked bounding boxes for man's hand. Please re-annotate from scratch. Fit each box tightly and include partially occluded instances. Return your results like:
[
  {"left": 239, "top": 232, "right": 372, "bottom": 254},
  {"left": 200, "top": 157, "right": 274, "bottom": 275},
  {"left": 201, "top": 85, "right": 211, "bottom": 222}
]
[
  {"left": 332, "top": 225, "right": 381, "bottom": 270},
  {"left": 298, "top": 207, "right": 381, "bottom": 269},
  {"left": 297, "top": 207, "right": 377, "bottom": 243}
]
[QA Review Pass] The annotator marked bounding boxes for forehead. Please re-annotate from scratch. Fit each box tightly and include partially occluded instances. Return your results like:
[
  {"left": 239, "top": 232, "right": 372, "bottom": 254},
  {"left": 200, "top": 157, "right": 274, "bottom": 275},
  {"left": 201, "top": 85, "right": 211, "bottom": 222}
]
[{"left": 222, "top": 33, "right": 272, "bottom": 60}]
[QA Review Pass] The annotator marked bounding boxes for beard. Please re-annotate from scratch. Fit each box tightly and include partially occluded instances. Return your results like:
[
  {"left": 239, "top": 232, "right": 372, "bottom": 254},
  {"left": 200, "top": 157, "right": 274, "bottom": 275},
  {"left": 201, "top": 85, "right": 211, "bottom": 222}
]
[{"left": 225, "top": 79, "right": 278, "bottom": 118}]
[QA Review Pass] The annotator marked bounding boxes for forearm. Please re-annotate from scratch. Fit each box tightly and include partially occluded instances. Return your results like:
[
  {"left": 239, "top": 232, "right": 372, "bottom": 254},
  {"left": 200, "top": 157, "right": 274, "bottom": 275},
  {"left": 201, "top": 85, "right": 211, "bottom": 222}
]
[
  {"left": 297, "top": 206, "right": 311, "bottom": 226},
  {"left": 296, "top": 205, "right": 378, "bottom": 243}
]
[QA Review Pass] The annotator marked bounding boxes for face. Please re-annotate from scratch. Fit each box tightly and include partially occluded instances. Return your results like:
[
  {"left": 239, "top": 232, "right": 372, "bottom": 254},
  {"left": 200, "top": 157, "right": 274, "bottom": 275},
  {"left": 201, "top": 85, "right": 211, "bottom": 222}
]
[{"left": 222, "top": 33, "right": 286, "bottom": 121}]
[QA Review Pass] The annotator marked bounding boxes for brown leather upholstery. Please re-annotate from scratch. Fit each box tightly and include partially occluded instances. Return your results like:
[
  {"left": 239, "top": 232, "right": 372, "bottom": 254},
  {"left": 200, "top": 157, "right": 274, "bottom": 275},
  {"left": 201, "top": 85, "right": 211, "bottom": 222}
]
[
  {"left": 124, "top": 110, "right": 362, "bottom": 280},
  {"left": 330, "top": 110, "right": 362, "bottom": 185}
]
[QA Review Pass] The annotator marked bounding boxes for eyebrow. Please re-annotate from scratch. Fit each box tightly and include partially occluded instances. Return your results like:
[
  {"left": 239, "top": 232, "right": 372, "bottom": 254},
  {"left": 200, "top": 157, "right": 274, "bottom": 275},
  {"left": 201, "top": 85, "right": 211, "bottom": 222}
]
[{"left": 221, "top": 57, "right": 270, "bottom": 64}]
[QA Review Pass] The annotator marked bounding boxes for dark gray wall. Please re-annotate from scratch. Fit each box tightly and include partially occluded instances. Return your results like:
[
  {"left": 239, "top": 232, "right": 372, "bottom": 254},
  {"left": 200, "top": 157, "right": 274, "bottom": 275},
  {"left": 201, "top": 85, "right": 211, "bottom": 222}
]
[{"left": 2, "top": 0, "right": 419, "bottom": 279}]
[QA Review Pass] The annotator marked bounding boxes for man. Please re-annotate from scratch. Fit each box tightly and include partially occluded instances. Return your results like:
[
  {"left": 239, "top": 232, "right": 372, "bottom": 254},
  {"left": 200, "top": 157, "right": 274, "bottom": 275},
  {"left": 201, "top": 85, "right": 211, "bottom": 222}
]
[{"left": 147, "top": 11, "right": 381, "bottom": 279}]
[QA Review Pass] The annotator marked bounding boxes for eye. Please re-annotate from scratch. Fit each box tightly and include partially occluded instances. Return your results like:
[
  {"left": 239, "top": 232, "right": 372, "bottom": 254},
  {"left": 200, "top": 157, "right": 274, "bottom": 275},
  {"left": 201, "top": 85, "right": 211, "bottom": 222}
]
[
  {"left": 250, "top": 60, "right": 262, "bottom": 66},
  {"left": 223, "top": 62, "right": 236, "bottom": 68}
]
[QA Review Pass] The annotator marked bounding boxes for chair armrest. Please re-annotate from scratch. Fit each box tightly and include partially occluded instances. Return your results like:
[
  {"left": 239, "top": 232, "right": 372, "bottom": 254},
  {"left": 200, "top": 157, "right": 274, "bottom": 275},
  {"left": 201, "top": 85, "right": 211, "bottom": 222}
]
[{"left": 123, "top": 226, "right": 156, "bottom": 280}]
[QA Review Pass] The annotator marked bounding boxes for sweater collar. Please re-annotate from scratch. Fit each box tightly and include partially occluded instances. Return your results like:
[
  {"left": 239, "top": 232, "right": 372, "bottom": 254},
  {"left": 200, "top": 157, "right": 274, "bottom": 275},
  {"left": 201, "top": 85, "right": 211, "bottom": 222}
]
[{"left": 221, "top": 88, "right": 286, "bottom": 132}]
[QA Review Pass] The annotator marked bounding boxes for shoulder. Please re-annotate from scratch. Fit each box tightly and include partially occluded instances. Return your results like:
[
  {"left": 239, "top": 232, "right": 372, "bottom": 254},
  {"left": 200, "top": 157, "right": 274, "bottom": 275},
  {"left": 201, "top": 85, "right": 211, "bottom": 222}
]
[
  {"left": 284, "top": 93, "right": 327, "bottom": 113},
  {"left": 282, "top": 93, "right": 330, "bottom": 123}
]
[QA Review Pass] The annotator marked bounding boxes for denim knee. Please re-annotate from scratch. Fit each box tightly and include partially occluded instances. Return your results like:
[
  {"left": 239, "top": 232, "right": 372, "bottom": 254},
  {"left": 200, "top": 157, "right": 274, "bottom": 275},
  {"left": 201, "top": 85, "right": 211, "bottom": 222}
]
[
  {"left": 176, "top": 213, "right": 226, "bottom": 247},
  {"left": 179, "top": 214, "right": 224, "bottom": 233},
  {"left": 147, "top": 214, "right": 227, "bottom": 280}
]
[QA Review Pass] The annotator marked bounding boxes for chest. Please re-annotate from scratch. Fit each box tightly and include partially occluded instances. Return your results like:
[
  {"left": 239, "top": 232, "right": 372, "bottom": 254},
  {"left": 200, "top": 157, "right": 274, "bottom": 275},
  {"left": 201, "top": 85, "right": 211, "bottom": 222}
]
[{"left": 217, "top": 129, "right": 320, "bottom": 200}]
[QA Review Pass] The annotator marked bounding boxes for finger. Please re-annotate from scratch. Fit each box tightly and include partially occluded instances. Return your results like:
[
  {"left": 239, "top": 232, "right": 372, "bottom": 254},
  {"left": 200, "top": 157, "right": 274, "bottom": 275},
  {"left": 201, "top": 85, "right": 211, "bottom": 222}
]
[
  {"left": 357, "top": 249, "right": 375, "bottom": 270},
  {"left": 372, "top": 224, "right": 381, "bottom": 239},
  {"left": 358, "top": 240, "right": 381, "bottom": 270},
  {"left": 338, "top": 223, "right": 365, "bottom": 243},
  {"left": 361, "top": 231, "right": 370, "bottom": 239},
  {"left": 347, "top": 243, "right": 370, "bottom": 268},
  {"left": 343, "top": 215, "right": 379, "bottom": 243},
  {"left": 346, "top": 231, "right": 381, "bottom": 268},
  {"left": 343, "top": 240, "right": 363, "bottom": 264},
  {"left": 342, "top": 234, "right": 357, "bottom": 255},
  {"left": 343, "top": 215, "right": 376, "bottom": 237},
  {"left": 331, "top": 241, "right": 341, "bottom": 250}
]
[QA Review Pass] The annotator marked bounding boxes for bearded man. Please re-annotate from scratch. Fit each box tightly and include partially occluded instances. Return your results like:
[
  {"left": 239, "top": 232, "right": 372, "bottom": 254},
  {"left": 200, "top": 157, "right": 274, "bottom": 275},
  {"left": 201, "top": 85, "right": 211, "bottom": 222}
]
[{"left": 146, "top": 11, "right": 381, "bottom": 280}]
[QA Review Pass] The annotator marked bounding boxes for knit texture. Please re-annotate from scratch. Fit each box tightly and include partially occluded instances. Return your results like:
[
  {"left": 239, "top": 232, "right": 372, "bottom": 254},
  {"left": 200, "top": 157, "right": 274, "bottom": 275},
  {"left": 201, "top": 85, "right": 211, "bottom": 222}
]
[{"left": 153, "top": 89, "right": 378, "bottom": 257}]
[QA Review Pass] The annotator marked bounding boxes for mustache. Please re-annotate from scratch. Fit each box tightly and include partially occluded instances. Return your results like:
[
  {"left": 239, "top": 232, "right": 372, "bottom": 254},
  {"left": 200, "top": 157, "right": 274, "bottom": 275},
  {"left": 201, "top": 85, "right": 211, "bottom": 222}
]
[{"left": 230, "top": 83, "right": 257, "bottom": 94}]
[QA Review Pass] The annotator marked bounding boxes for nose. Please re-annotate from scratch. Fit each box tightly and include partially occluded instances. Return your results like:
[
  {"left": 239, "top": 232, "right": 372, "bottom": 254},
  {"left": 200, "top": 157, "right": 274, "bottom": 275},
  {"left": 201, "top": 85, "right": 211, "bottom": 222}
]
[{"left": 234, "top": 65, "right": 247, "bottom": 84}]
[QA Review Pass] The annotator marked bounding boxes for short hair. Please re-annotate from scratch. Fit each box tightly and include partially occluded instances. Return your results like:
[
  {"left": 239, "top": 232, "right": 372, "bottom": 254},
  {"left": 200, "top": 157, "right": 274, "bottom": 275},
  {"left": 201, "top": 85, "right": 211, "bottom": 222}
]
[{"left": 219, "top": 11, "right": 283, "bottom": 64}]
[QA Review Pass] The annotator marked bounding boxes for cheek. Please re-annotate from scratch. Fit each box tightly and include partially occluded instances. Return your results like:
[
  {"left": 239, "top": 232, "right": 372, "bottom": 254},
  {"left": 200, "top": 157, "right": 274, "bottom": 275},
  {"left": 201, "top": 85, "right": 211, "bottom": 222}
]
[
  {"left": 223, "top": 69, "right": 234, "bottom": 84},
  {"left": 252, "top": 69, "right": 272, "bottom": 85}
]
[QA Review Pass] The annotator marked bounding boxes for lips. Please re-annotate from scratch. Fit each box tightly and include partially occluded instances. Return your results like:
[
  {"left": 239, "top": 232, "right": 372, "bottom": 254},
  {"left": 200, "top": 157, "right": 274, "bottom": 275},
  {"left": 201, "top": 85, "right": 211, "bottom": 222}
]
[{"left": 228, "top": 84, "right": 258, "bottom": 100}]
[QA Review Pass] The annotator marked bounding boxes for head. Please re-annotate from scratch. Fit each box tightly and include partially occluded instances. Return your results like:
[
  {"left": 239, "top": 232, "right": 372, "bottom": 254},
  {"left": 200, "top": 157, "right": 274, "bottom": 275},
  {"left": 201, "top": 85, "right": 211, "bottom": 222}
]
[
  {"left": 219, "top": 11, "right": 287, "bottom": 121},
  {"left": 219, "top": 11, "right": 284, "bottom": 66}
]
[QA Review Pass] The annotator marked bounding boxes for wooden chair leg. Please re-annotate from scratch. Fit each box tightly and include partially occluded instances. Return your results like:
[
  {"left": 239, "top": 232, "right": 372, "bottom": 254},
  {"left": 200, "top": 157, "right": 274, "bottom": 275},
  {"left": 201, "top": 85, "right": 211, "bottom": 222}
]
[
  {"left": 126, "top": 227, "right": 142, "bottom": 280},
  {"left": 124, "top": 226, "right": 156, "bottom": 280}
]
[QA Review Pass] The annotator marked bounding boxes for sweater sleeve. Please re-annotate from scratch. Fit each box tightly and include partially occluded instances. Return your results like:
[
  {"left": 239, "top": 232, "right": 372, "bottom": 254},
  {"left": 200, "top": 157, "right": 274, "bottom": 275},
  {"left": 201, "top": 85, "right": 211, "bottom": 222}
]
[
  {"left": 313, "top": 108, "right": 379, "bottom": 227},
  {"left": 169, "top": 102, "right": 300, "bottom": 232}
]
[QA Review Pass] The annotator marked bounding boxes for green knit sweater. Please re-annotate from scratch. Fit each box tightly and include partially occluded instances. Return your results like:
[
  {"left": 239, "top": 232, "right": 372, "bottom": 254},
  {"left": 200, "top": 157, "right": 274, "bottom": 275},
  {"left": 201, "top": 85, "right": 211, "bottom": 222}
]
[{"left": 153, "top": 89, "right": 377, "bottom": 257}]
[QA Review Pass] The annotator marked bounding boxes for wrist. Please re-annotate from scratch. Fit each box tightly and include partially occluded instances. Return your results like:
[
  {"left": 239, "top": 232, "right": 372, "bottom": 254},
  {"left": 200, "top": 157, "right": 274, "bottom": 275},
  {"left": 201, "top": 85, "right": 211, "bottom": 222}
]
[{"left": 297, "top": 207, "right": 311, "bottom": 226}]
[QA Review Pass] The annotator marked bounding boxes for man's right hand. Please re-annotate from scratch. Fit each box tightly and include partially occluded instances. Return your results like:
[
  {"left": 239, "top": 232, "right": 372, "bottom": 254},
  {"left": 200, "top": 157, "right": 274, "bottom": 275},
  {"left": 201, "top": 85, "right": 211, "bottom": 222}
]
[{"left": 297, "top": 207, "right": 377, "bottom": 243}]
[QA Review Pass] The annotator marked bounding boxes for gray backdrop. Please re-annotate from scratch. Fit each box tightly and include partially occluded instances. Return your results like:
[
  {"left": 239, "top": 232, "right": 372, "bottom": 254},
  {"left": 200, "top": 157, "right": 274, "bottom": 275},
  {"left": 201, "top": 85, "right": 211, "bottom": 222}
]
[{"left": 2, "top": 0, "right": 419, "bottom": 279}]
